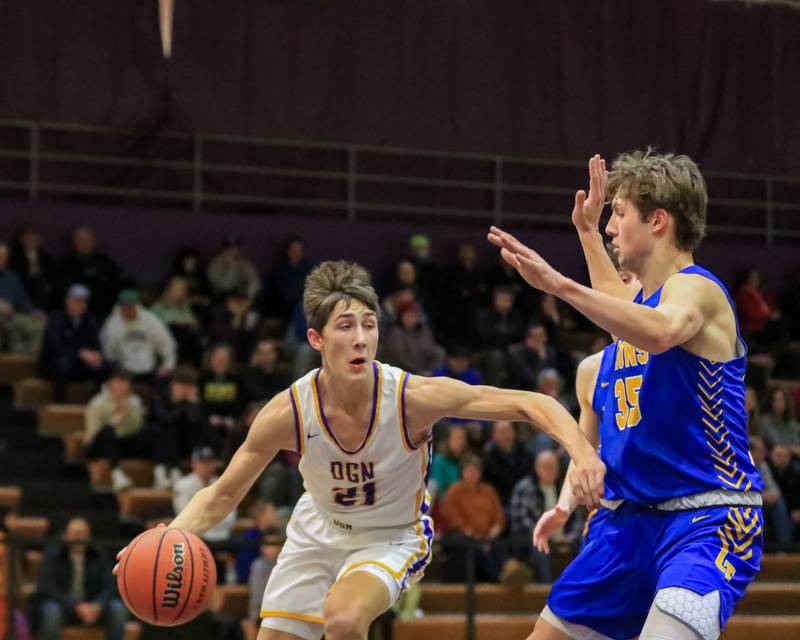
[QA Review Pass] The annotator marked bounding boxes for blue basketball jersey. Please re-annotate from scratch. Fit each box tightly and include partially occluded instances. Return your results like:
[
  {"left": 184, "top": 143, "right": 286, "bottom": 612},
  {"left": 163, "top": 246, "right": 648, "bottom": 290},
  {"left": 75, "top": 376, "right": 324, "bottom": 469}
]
[
  {"left": 599, "top": 265, "right": 762, "bottom": 504},
  {"left": 591, "top": 343, "right": 617, "bottom": 418}
]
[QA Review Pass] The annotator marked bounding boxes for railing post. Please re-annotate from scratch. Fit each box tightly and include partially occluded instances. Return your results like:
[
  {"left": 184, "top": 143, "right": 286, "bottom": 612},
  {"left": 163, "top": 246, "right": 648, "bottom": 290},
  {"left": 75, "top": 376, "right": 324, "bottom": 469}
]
[
  {"left": 29, "top": 123, "right": 40, "bottom": 201},
  {"left": 193, "top": 134, "right": 204, "bottom": 212},
  {"left": 464, "top": 536, "right": 476, "bottom": 640},
  {"left": 493, "top": 157, "right": 503, "bottom": 225},
  {"left": 347, "top": 146, "right": 357, "bottom": 221},
  {"left": 765, "top": 176, "right": 774, "bottom": 246}
]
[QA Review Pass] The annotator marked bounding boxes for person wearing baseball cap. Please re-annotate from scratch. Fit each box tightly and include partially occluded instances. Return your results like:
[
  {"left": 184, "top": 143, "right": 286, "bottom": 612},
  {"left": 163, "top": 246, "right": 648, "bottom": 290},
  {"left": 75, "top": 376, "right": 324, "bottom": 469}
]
[{"left": 39, "top": 283, "right": 106, "bottom": 401}]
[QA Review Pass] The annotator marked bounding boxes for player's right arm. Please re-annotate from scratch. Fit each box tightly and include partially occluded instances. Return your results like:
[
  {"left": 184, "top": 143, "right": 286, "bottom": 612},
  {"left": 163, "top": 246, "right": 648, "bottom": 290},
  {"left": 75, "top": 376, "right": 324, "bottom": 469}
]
[
  {"left": 168, "top": 389, "right": 297, "bottom": 535},
  {"left": 572, "top": 154, "right": 630, "bottom": 300},
  {"left": 533, "top": 352, "right": 602, "bottom": 553}
]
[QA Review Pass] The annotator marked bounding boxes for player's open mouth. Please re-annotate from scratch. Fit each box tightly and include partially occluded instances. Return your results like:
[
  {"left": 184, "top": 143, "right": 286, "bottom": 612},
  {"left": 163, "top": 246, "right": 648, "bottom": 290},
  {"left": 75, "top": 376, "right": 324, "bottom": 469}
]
[{"left": 349, "top": 358, "right": 366, "bottom": 370}]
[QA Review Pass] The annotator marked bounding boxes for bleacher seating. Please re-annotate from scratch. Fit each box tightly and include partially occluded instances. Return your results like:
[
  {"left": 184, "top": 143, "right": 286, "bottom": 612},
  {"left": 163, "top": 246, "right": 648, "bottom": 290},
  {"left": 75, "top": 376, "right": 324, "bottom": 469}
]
[
  {"left": 0, "top": 354, "right": 37, "bottom": 384},
  {"left": 0, "top": 485, "right": 21, "bottom": 509}
]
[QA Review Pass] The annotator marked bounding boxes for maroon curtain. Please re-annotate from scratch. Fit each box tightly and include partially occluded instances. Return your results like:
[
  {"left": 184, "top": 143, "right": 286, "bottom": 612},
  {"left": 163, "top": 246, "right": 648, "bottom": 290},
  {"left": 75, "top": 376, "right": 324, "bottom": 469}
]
[{"left": 1, "top": 0, "right": 799, "bottom": 174}]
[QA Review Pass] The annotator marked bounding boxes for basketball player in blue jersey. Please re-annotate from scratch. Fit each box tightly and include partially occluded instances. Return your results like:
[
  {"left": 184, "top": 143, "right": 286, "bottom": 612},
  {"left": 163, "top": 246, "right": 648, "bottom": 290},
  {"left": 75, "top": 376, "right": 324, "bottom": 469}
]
[
  {"left": 116, "top": 261, "right": 605, "bottom": 640},
  {"left": 489, "top": 150, "right": 763, "bottom": 640}
]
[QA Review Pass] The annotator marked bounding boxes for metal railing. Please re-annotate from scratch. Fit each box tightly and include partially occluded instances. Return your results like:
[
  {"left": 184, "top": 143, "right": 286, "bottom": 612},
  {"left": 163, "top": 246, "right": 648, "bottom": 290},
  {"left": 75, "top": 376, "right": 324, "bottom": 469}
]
[{"left": 1, "top": 119, "right": 799, "bottom": 243}]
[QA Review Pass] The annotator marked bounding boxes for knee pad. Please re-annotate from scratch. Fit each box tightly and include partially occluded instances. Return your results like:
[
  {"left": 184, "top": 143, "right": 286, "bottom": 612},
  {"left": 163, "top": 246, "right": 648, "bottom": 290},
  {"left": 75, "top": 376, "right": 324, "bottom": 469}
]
[{"left": 653, "top": 587, "right": 721, "bottom": 640}]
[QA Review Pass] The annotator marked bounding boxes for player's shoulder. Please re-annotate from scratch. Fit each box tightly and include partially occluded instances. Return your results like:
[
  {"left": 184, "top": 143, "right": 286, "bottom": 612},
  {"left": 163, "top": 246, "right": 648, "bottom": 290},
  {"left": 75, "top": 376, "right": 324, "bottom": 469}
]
[
  {"left": 577, "top": 349, "right": 605, "bottom": 375},
  {"left": 661, "top": 270, "right": 730, "bottom": 313}
]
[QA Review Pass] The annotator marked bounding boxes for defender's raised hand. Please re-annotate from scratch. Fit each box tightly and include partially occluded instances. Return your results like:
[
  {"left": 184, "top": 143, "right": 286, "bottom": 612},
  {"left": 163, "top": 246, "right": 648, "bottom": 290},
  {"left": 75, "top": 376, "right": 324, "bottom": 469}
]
[
  {"left": 572, "top": 154, "right": 607, "bottom": 233},
  {"left": 487, "top": 226, "right": 569, "bottom": 296}
]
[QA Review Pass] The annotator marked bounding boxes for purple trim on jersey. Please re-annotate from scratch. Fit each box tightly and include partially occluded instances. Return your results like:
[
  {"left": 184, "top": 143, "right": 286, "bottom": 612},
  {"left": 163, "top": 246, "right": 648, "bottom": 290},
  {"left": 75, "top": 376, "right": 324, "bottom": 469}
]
[
  {"left": 289, "top": 384, "right": 302, "bottom": 454},
  {"left": 313, "top": 361, "right": 379, "bottom": 455},
  {"left": 400, "top": 371, "right": 425, "bottom": 450},
  {"left": 408, "top": 517, "right": 434, "bottom": 576}
]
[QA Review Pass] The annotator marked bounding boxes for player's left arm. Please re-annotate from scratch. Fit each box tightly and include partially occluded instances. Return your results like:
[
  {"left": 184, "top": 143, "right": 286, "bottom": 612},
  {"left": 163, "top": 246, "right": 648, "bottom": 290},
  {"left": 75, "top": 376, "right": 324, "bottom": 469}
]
[
  {"left": 557, "top": 273, "right": 709, "bottom": 355},
  {"left": 405, "top": 375, "right": 605, "bottom": 507},
  {"left": 488, "top": 227, "right": 708, "bottom": 355}
]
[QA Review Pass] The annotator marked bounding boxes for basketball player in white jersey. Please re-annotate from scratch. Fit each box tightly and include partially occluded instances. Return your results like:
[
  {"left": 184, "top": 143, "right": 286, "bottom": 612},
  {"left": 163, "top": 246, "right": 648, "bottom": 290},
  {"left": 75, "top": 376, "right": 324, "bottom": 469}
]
[{"left": 132, "top": 261, "right": 605, "bottom": 640}]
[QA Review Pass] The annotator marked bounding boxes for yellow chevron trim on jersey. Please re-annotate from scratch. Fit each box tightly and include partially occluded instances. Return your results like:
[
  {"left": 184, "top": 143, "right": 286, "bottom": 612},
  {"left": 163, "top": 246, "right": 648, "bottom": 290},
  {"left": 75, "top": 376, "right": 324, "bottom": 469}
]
[
  {"left": 706, "top": 440, "right": 731, "bottom": 458},
  {"left": 715, "top": 464, "right": 739, "bottom": 479},
  {"left": 705, "top": 429, "right": 728, "bottom": 446},
  {"left": 699, "top": 396, "right": 723, "bottom": 412},
  {"left": 715, "top": 528, "right": 736, "bottom": 581},
  {"left": 700, "top": 361, "right": 724, "bottom": 377},
  {"left": 718, "top": 471, "right": 746, "bottom": 490},
  {"left": 709, "top": 450, "right": 736, "bottom": 466},
  {"left": 701, "top": 404, "right": 723, "bottom": 422},
  {"left": 698, "top": 385, "right": 723, "bottom": 402},
  {"left": 698, "top": 371, "right": 722, "bottom": 389}
]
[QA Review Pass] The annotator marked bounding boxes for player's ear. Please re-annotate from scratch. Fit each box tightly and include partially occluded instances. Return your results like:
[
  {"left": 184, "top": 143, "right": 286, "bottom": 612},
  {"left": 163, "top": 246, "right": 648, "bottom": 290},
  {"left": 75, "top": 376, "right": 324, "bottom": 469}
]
[
  {"left": 307, "top": 327, "right": 324, "bottom": 352},
  {"left": 650, "top": 208, "right": 670, "bottom": 235}
]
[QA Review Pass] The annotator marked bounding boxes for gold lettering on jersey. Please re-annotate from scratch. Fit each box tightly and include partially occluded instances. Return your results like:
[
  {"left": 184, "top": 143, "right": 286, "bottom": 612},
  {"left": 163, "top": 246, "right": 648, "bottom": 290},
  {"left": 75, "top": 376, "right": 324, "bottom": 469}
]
[
  {"left": 614, "top": 341, "right": 650, "bottom": 372},
  {"left": 330, "top": 461, "right": 375, "bottom": 483}
]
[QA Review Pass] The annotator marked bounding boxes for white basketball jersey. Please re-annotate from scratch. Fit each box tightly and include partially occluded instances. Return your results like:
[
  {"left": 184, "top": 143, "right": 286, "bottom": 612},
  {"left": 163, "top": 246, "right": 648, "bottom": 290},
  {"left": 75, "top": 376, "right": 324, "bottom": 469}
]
[{"left": 288, "top": 361, "right": 432, "bottom": 528}]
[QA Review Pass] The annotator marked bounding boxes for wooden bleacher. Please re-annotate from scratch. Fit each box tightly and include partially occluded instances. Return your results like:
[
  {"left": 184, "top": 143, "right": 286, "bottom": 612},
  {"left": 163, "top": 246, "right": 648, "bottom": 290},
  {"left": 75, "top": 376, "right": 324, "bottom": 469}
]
[
  {"left": 0, "top": 485, "right": 22, "bottom": 509},
  {"left": 394, "top": 564, "right": 800, "bottom": 640},
  {"left": 0, "top": 354, "right": 37, "bottom": 384},
  {"left": 117, "top": 488, "right": 173, "bottom": 520},
  {"left": 38, "top": 403, "right": 86, "bottom": 436}
]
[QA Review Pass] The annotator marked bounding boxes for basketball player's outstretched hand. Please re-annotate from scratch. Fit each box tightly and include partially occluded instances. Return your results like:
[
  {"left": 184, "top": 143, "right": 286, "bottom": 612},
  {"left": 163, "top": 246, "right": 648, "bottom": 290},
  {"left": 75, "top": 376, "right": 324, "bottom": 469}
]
[
  {"left": 568, "top": 453, "right": 605, "bottom": 510},
  {"left": 533, "top": 505, "right": 571, "bottom": 554},
  {"left": 112, "top": 522, "right": 166, "bottom": 576},
  {"left": 572, "top": 154, "right": 607, "bottom": 233},
  {"left": 487, "top": 226, "right": 567, "bottom": 295}
]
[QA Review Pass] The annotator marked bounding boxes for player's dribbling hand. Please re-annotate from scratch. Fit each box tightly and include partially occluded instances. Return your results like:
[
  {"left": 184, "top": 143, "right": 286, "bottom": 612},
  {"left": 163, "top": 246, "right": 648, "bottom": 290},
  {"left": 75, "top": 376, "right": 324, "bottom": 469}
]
[
  {"left": 568, "top": 452, "right": 605, "bottom": 510},
  {"left": 572, "top": 154, "right": 607, "bottom": 234},
  {"left": 532, "top": 505, "right": 571, "bottom": 554},
  {"left": 112, "top": 522, "right": 167, "bottom": 576}
]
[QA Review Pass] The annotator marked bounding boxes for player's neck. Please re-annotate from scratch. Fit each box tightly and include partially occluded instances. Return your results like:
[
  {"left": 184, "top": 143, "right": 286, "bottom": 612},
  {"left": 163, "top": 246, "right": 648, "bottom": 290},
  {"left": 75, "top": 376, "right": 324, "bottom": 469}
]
[
  {"left": 637, "top": 246, "right": 694, "bottom": 298},
  {"left": 317, "top": 367, "right": 374, "bottom": 415}
]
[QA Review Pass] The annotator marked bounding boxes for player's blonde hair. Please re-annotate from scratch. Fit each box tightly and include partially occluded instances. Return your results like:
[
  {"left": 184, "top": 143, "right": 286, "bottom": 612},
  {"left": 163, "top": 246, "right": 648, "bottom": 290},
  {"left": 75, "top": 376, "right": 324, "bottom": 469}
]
[
  {"left": 607, "top": 149, "right": 707, "bottom": 251},
  {"left": 303, "top": 260, "right": 380, "bottom": 332}
]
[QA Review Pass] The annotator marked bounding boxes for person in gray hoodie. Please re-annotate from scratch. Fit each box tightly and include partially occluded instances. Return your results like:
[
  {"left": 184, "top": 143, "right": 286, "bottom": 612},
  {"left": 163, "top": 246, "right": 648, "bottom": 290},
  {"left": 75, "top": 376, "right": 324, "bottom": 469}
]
[{"left": 100, "top": 289, "right": 177, "bottom": 381}]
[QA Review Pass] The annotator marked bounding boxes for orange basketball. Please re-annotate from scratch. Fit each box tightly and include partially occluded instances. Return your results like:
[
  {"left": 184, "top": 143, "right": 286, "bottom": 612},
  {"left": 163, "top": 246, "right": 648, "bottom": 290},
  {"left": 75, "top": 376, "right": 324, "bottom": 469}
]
[{"left": 117, "top": 527, "right": 216, "bottom": 626}]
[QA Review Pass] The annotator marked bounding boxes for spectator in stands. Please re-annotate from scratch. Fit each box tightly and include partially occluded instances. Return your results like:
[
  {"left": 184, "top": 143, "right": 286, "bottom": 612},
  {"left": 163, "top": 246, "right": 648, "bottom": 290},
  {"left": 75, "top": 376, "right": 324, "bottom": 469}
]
[
  {"left": 234, "top": 501, "right": 282, "bottom": 584},
  {"left": 206, "top": 236, "right": 260, "bottom": 302},
  {"left": 150, "top": 276, "right": 202, "bottom": 366},
  {"left": 170, "top": 248, "right": 211, "bottom": 317},
  {"left": 485, "top": 253, "right": 540, "bottom": 318},
  {"left": 750, "top": 437, "right": 794, "bottom": 546},
  {"left": 471, "top": 286, "right": 525, "bottom": 351},
  {"left": 441, "top": 457, "right": 525, "bottom": 584},
  {"left": 262, "top": 236, "right": 313, "bottom": 322},
  {"left": 200, "top": 344, "right": 242, "bottom": 454},
  {"left": 482, "top": 421, "right": 532, "bottom": 508},
  {"left": 100, "top": 289, "right": 176, "bottom": 381},
  {"left": 512, "top": 451, "right": 582, "bottom": 581},
  {"left": 524, "top": 369, "right": 576, "bottom": 456},
  {"left": 430, "top": 424, "right": 468, "bottom": 503},
  {"left": 243, "top": 533, "right": 283, "bottom": 640},
  {"left": 442, "top": 242, "right": 488, "bottom": 347},
  {"left": 769, "top": 444, "right": 800, "bottom": 539},
  {"left": 382, "top": 299, "right": 444, "bottom": 375},
  {"left": 432, "top": 346, "right": 481, "bottom": 386},
  {"left": 761, "top": 387, "right": 800, "bottom": 457},
  {"left": 406, "top": 234, "right": 442, "bottom": 324},
  {"left": 240, "top": 339, "right": 290, "bottom": 403},
  {"left": 83, "top": 368, "right": 147, "bottom": 492},
  {"left": 208, "top": 287, "right": 261, "bottom": 363},
  {"left": 39, "top": 283, "right": 106, "bottom": 401},
  {"left": 0, "top": 241, "right": 45, "bottom": 354},
  {"left": 539, "top": 294, "right": 577, "bottom": 379},
  {"left": 58, "top": 227, "right": 121, "bottom": 315},
  {"left": 507, "top": 322, "right": 561, "bottom": 391},
  {"left": 173, "top": 446, "right": 237, "bottom": 545},
  {"left": 10, "top": 227, "right": 54, "bottom": 310},
  {"left": 746, "top": 386, "right": 763, "bottom": 436},
  {"left": 151, "top": 367, "right": 205, "bottom": 489},
  {"left": 35, "top": 517, "right": 127, "bottom": 640},
  {"left": 736, "top": 268, "right": 782, "bottom": 351}
]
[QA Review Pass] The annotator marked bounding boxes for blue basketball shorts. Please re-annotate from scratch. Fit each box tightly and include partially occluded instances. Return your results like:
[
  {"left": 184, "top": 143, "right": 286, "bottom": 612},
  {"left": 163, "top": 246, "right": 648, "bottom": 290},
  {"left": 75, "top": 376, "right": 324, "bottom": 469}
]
[{"left": 547, "top": 502, "right": 762, "bottom": 640}]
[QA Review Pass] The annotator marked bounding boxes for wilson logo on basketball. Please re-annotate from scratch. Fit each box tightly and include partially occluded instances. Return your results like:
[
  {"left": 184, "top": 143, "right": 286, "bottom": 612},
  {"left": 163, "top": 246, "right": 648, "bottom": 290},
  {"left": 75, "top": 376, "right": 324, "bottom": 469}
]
[{"left": 161, "top": 543, "right": 185, "bottom": 608}]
